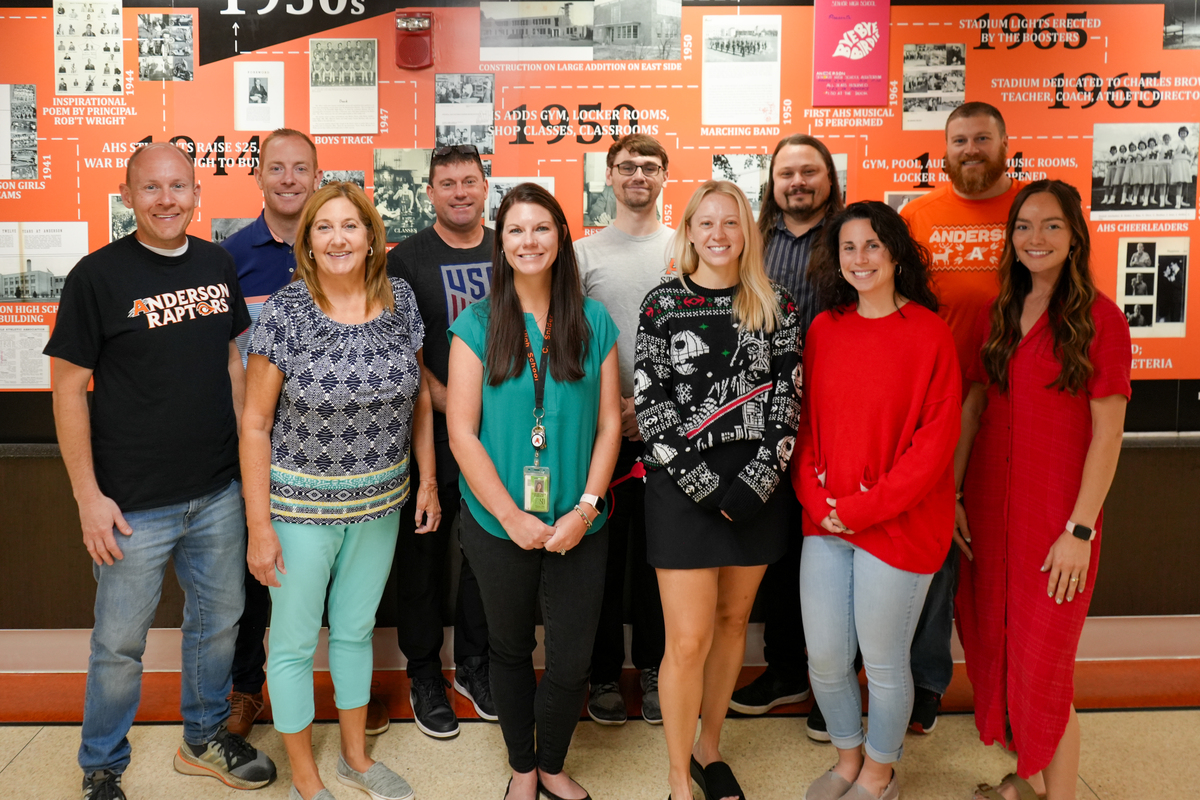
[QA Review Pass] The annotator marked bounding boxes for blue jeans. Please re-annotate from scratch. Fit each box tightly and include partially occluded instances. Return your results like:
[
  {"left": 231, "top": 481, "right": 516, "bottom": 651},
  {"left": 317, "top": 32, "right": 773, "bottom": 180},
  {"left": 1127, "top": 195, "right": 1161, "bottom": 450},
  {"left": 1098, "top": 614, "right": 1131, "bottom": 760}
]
[
  {"left": 800, "top": 535, "right": 933, "bottom": 764},
  {"left": 78, "top": 480, "right": 246, "bottom": 777},
  {"left": 909, "top": 543, "right": 958, "bottom": 695}
]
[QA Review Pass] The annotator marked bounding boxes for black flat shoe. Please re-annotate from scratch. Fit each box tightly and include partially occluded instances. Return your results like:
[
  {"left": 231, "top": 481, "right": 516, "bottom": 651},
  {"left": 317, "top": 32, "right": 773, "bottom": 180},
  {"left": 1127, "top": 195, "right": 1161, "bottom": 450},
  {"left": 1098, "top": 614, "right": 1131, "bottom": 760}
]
[
  {"left": 701, "top": 760, "right": 745, "bottom": 800},
  {"left": 537, "top": 778, "right": 591, "bottom": 800}
]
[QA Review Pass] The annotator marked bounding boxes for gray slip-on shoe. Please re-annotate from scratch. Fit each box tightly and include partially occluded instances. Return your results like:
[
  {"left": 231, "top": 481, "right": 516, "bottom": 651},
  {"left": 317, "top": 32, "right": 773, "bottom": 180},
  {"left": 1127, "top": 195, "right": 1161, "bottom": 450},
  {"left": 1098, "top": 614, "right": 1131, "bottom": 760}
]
[{"left": 336, "top": 754, "right": 415, "bottom": 800}]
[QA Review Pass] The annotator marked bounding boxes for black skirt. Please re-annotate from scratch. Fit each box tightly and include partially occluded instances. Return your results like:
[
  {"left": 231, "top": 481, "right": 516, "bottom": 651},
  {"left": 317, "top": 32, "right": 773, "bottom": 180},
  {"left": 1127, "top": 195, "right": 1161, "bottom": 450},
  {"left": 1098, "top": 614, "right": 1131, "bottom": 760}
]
[{"left": 645, "top": 466, "right": 789, "bottom": 569}]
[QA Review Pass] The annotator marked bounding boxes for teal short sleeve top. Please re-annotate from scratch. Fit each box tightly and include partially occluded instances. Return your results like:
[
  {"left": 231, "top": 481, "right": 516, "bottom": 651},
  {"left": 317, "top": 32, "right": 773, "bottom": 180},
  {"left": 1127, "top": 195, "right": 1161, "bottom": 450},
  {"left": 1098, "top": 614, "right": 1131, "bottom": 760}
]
[{"left": 449, "top": 297, "right": 619, "bottom": 539}]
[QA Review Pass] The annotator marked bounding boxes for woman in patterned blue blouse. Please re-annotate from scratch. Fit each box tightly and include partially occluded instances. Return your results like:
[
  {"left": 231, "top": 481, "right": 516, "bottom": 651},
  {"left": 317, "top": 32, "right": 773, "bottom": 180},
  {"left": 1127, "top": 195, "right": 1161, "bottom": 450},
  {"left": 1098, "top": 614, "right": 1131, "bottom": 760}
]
[{"left": 241, "top": 182, "right": 439, "bottom": 800}]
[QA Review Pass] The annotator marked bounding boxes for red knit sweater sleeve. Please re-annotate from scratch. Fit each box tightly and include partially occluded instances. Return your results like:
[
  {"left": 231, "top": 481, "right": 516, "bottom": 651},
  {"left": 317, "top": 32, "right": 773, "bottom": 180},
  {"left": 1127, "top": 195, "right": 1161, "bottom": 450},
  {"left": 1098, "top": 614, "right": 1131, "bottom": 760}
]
[{"left": 835, "top": 321, "right": 962, "bottom": 534}]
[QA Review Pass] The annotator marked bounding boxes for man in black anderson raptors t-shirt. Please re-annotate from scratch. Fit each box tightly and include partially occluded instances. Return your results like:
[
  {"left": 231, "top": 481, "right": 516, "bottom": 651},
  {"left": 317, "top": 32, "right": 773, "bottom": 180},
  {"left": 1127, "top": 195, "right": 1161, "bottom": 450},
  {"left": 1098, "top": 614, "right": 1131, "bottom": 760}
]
[
  {"left": 45, "top": 143, "right": 276, "bottom": 800},
  {"left": 383, "top": 144, "right": 496, "bottom": 739}
]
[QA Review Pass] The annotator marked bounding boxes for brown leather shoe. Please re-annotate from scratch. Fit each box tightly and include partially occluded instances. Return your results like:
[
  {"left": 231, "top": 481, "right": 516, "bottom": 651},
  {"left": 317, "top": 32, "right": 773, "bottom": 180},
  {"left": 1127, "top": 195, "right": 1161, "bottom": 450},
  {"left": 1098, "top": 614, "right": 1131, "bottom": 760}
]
[
  {"left": 226, "top": 691, "right": 264, "bottom": 738},
  {"left": 365, "top": 692, "right": 390, "bottom": 736}
]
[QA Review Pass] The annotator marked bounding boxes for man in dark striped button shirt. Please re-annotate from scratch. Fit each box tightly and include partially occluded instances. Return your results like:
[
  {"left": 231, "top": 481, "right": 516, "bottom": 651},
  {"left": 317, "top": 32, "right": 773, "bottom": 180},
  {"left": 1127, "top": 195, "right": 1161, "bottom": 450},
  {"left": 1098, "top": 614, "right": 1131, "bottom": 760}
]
[{"left": 729, "top": 134, "right": 844, "bottom": 741}]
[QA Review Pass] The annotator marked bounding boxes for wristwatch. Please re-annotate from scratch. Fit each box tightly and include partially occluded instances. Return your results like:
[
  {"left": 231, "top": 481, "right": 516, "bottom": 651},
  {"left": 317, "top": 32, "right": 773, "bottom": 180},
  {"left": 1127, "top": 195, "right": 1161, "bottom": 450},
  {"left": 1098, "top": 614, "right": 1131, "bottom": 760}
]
[
  {"left": 580, "top": 493, "right": 606, "bottom": 516},
  {"left": 1066, "top": 520, "right": 1096, "bottom": 541}
]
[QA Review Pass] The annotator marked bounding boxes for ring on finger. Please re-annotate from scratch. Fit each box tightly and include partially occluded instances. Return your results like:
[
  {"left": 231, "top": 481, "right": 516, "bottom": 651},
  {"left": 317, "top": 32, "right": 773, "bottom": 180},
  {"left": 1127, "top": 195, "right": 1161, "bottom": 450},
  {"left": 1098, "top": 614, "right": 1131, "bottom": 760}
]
[{"left": 1069, "top": 576, "right": 1078, "bottom": 582}]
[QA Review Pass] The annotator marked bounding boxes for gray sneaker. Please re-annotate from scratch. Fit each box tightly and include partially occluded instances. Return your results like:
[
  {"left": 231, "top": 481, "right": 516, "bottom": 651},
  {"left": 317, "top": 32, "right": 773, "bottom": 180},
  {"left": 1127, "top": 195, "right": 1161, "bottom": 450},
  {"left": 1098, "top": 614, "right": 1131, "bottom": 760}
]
[
  {"left": 587, "top": 681, "right": 627, "bottom": 725},
  {"left": 640, "top": 668, "right": 662, "bottom": 725},
  {"left": 336, "top": 754, "right": 415, "bottom": 800},
  {"left": 173, "top": 725, "right": 277, "bottom": 789},
  {"left": 82, "top": 770, "right": 125, "bottom": 800}
]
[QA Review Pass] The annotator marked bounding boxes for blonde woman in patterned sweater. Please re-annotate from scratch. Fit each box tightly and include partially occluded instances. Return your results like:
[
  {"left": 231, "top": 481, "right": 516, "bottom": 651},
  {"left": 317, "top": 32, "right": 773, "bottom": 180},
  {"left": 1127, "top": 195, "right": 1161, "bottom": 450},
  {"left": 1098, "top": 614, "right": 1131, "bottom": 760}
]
[{"left": 635, "top": 180, "right": 802, "bottom": 800}]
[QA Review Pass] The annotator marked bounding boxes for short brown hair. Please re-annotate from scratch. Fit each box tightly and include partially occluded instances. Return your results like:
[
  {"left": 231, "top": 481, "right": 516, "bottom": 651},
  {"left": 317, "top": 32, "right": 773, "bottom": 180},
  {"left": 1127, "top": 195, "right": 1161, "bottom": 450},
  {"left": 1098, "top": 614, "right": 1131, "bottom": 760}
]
[
  {"left": 606, "top": 133, "right": 669, "bottom": 170},
  {"left": 945, "top": 102, "right": 1006, "bottom": 138},
  {"left": 259, "top": 128, "right": 319, "bottom": 171},
  {"left": 293, "top": 182, "right": 392, "bottom": 314}
]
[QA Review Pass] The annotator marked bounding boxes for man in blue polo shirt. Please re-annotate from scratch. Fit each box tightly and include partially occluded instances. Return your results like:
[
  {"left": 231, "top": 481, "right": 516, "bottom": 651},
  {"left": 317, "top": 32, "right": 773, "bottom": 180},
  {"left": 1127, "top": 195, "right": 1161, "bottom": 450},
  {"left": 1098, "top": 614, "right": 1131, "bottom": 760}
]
[{"left": 222, "top": 128, "right": 322, "bottom": 366}]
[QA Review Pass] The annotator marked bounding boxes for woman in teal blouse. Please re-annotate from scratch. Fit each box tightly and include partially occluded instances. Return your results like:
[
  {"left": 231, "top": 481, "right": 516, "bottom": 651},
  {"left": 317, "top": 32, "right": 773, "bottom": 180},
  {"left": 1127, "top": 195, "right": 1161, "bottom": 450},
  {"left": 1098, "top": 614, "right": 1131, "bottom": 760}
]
[{"left": 447, "top": 182, "right": 622, "bottom": 800}]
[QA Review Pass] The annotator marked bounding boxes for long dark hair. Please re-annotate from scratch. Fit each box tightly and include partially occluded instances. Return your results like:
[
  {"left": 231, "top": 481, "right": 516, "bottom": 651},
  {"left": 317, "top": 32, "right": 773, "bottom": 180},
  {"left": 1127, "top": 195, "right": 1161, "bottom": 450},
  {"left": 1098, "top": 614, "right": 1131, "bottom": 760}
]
[
  {"left": 982, "top": 180, "right": 1096, "bottom": 394},
  {"left": 809, "top": 201, "right": 939, "bottom": 315},
  {"left": 758, "top": 134, "right": 844, "bottom": 246},
  {"left": 484, "top": 182, "right": 590, "bottom": 386}
]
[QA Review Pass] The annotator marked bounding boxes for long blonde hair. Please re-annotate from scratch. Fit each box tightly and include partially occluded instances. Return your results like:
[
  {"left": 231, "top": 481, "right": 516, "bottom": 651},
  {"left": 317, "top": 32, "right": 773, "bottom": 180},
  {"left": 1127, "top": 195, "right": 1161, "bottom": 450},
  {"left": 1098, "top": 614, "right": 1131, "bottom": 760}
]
[
  {"left": 293, "top": 182, "right": 393, "bottom": 314},
  {"left": 674, "top": 180, "right": 780, "bottom": 333}
]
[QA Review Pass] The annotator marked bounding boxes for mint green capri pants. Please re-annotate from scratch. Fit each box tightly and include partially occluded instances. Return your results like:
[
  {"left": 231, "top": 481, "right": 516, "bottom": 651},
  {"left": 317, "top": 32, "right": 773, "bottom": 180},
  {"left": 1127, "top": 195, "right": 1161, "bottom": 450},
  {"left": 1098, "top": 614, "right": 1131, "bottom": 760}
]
[{"left": 266, "top": 514, "right": 400, "bottom": 734}]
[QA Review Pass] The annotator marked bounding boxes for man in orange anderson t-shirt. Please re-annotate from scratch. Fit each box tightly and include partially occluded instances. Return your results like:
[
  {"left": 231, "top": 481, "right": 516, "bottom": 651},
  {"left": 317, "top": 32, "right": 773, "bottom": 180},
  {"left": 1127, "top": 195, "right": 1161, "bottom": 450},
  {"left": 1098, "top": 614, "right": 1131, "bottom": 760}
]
[
  {"left": 898, "top": 101, "right": 1023, "bottom": 738},
  {"left": 902, "top": 102, "right": 1025, "bottom": 379}
]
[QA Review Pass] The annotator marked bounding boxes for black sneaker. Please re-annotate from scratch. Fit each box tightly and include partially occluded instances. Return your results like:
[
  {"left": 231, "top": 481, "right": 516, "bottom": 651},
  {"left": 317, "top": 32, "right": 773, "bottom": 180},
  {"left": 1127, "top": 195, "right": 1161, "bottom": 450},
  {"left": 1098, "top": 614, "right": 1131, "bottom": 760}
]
[
  {"left": 82, "top": 770, "right": 125, "bottom": 800},
  {"left": 173, "top": 725, "right": 277, "bottom": 788},
  {"left": 909, "top": 686, "right": 940, "bottom": 734},
  {"left": 410, "top": 675, "right": 460, "bottom": 739},
  {"left": 453, "top": 656, "right": 498, "bottom": 721},
  {"left": 587, "top": 681, "right": 627, "bottom": 725},
  {"left": 729, "top": 669, "right": 810, "bottom": 714},
  {"left": 806, "top": 701, "right": 831, "bottom": 743},
  {"left": 639, "top": 667, "right": 662, "bottom": 725}
]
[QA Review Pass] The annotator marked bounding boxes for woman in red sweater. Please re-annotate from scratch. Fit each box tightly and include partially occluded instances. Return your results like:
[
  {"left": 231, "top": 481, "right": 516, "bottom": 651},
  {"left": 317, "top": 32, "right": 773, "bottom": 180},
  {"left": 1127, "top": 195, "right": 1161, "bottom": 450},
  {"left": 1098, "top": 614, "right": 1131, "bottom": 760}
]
[
  {"left": 957, "top": 181, "right": 1129, "bottom": 800},
  {"left": 793, "top": 201, "right": 960, "bottom": 800}
]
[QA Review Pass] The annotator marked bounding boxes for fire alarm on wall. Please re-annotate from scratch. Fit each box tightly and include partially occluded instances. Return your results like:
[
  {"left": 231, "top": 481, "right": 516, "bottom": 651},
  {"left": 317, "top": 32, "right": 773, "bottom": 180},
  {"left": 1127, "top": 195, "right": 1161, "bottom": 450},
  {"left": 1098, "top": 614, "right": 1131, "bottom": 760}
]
[{"left": 395, "top": 12, "right": 433, "bottom": 70}]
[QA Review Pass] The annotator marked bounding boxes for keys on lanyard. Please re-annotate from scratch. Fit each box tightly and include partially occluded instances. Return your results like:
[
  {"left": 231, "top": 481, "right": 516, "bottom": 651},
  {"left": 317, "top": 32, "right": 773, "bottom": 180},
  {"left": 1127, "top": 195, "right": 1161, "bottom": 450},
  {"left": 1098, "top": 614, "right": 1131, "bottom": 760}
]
[{"left": 524, "top": 314, "right": 552, "bottom": 467}]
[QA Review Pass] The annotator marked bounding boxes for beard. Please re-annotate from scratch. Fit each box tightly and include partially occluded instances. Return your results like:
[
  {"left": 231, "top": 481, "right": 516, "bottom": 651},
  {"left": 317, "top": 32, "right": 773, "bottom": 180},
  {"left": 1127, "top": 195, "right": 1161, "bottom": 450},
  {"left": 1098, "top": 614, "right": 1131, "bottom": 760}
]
[
  {"left": 616, "top": 183, "right": 655, "bottom": 210},
  {"left": 945, "top": 147, "right": 1007, "bottom": 195},
  {"left": 778, "top": 185, "right": 828, "bottom": 217}
]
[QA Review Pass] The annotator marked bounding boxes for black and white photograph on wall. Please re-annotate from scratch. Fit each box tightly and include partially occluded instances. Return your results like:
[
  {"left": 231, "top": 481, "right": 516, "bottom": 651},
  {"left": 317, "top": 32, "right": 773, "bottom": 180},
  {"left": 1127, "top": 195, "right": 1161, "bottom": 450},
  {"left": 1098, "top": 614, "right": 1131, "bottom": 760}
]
[
  {"left": 480, "top": 1, "right": 595, "bottom": 61},
  {"left": 1163, "top": 0, "right": 1200, "bottom": 49},
  {"left": 55, "top": 0, "right": 123, "bottom": 95},
  {"left": 1157, "top": 255, "right": 1187, "bottom": 324},
  {"left": 901, "top": 44, "right": 965, "bottom": 130},
  {"left": 1117, "top": 236, "right": 1189, "bottom": 338},
  {"left": 885, "top": 191, "right": 928, "bottom": 214},
  {"left": 487, "top": 177, "right": 556, "bottom": 225},
  {"left": 137, "top": 14, "right": 193, "bottom": 82},
  {"left": 1124, "top": 303, "right": 1153, "bottom": 328},
  {"left": 435, "top": 124, "right": 494, "bottom": 156},
  {"left": 321, "top": 170, "right": 366, "bottom": 189},
  {"left": 435, "top": 74, "right": 495, "bottom": 155},
  {"left": 1091, "top": 122, "right": 1198, "bottom": 221},
  {"left": 1, "top": 84, "right": 37, "bottom": 180},
  {"left": 0, "top": 222, "right": 87, "bottom": 307},
  {"left": 435, "top": 73, "right": 494, "bottom": 104},
  {"left": 593, "top": 0, "right": 682, "bottom": 60},
  {"left": 210, "top": 218, "right": 256, "bottom": 244},
  {"left": 582, "top": 152, "right": 617, "bottom": 229},
  {"left": 234, "top": 62, "right": 285, "bottom": 131},
  {"left": 374, "top": 148, "right": 432, "bottom": 243},
  {"left": 109, "top": 193, "right": 135, "bottom": 242},
  {"left": 1127, "top": 241, "right": 1156, "bottom": 268},
  {"left": 701, "top": 15, "right": 781, "bottom": 126},
  {"left": 1125, "top": 272, "right": 1154, "bottom": 296},
  {"left": 713, "top": 154, "right": 770, "bottom": 215},
  {"left": 310, "top": 39, "right": 379, "bottom": 135}
]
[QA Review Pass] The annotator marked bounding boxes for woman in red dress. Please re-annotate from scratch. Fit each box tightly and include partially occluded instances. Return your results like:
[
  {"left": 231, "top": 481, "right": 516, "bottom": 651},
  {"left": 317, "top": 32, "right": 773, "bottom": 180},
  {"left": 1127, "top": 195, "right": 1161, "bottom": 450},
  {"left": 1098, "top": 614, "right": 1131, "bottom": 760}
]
[{"left": 954, "top": 180, "right": 1130, "bottom": 800}]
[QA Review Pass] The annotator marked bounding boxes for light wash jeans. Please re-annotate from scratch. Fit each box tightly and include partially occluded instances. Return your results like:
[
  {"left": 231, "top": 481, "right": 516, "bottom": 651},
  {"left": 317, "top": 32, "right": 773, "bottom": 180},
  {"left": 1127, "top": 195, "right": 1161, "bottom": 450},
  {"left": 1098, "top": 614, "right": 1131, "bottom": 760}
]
[
  {"left": 79, "top": 480, "right": 246, "bottom": 776},
  {"left": 800, "top": 534, "right": 933, "bottom": 764}
]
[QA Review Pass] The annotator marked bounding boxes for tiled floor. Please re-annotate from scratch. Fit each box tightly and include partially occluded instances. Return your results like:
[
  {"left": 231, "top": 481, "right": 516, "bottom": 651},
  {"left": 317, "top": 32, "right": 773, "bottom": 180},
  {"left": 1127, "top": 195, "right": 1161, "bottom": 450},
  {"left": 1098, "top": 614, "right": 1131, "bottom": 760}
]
[{"left": 3, "top": 711, "right": 1199, "bottom": 799}]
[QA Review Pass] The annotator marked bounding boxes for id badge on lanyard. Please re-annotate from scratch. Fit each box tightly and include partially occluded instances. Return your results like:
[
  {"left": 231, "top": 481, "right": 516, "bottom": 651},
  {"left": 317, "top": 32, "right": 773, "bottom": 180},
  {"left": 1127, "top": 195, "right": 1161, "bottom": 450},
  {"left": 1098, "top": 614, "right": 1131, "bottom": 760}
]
[{"left": 522, "top": 315, "right": 552, "bottom": 513}]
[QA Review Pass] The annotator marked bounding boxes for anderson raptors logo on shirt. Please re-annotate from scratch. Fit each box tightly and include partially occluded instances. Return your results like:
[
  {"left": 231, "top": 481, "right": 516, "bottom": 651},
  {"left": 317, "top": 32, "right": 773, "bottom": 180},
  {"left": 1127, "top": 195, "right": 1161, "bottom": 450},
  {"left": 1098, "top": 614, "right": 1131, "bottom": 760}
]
[
  {"left": 127, "top": 283, "right": 232, "bottom": 328},
  {"left": 925, "top": 223, "right": 1005, "bottom": 271}
]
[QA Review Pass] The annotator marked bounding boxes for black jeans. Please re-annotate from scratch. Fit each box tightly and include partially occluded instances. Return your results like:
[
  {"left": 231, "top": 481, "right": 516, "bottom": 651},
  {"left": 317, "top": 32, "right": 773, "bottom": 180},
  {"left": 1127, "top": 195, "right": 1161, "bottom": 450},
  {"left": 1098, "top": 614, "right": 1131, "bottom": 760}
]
[
  {"left": 232, "top": 542, "right": 269, "bottom": 695},
  {"left": 758, "top": 496, "right": 808, "bottom": 678},
  {"left": 460, "top": 501, "right": 608, "bottom": 774},
  {"left": 394, "top": 440, "right": 489, "bottom": 680},
  {"left": 590, "top": 439, "right": 665, "bottom": 683}
]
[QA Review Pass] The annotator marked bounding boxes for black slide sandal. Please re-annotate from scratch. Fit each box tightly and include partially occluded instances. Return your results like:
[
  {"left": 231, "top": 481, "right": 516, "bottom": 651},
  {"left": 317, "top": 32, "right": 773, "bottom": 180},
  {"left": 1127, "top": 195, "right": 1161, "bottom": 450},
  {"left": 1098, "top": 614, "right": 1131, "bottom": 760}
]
[
  {"left": 701, "top": 761, "right": 745, "bottom": 800},
  {"left": 689, "top": 756, "right": 707, "bottom": 797}
]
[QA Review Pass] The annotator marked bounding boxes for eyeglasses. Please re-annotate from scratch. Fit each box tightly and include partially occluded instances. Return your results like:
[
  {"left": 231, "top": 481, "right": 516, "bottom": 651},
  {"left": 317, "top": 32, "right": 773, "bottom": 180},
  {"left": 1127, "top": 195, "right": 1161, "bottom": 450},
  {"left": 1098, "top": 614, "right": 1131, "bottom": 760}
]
[
  {"left": 432, "top": 144, "right": 480, "bottom": 159},
  {"left": 613, "top": 161, "right": 663, "bottom": 176}
]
